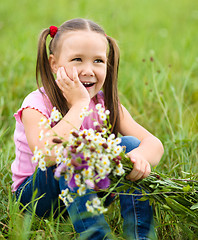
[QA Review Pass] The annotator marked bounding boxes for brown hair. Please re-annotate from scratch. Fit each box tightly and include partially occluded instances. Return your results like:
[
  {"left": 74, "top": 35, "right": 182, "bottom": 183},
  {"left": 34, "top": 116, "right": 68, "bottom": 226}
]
[{"left": 36, "top": 18, "right": 120, "bottom": 135}]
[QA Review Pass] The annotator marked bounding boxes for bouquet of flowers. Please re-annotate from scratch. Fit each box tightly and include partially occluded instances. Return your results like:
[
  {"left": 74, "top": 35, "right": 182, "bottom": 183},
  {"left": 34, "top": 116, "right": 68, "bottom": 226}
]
[{"left": 32, "top": 105, "right": 198, "bottom": 224}]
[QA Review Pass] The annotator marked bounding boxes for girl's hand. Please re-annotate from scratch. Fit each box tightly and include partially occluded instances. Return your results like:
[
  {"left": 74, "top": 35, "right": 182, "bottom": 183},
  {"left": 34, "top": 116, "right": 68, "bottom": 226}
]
[
  {"left": 126, "top": 150, "right": 151, "bottom": 181},
  {"left": 56, "top": 66, "right": 90, "bottom": 107}
]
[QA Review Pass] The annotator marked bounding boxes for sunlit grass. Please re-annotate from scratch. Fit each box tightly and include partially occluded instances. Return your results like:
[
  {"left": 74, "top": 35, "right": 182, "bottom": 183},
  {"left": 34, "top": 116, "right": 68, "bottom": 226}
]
[{"left": 0, "top": 0, "right": 198, "bottom": 238}]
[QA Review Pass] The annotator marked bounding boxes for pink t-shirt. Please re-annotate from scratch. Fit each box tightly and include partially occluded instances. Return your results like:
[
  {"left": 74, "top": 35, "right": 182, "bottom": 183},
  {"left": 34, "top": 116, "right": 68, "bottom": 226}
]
[{"left": 11, "top": 88, "right": 105, "bottom": 192}]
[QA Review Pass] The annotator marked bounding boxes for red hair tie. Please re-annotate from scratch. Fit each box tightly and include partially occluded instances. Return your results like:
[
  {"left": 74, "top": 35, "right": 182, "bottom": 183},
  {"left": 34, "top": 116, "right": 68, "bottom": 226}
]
[{"left": 49, "top": 26, "right": 58, "bottom": 38}]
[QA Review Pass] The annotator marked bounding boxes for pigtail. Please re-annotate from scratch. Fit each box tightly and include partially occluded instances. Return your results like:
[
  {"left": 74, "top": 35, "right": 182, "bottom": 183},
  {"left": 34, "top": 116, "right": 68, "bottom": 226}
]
[
  {"left": 36, "top": 29, "right": 68, "bottom": 116},
  {"left": 104, "top": 36, "right": 120, "bottom": 136}
]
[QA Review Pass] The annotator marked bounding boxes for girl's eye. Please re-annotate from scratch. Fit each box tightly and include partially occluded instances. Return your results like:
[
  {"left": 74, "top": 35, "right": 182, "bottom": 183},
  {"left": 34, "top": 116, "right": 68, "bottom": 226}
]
[
  {"left": 94, "top": 59, "right": 104, "bottom": 63},
  {"left": 72, "top": 58, "right": 82, "bottom": 62}
]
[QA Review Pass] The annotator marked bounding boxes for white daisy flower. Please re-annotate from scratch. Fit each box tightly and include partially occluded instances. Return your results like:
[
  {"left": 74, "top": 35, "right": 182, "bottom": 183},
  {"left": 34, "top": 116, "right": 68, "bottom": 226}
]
[
  {"left": 39, "top": 130, "right": 44, "bottom": 141},
  {"left": 63, "top": 198, "right": 69, "bottom": 207},
  {"left": 38, "top": 117, "right": 47, "bottom": 127},
  {"left": 99, "top": 113, "right": 106, "bottom": 121},
  {"left": 67, "top": 194, "right": 74, "bottom": 203},
  {"left": 105, "top": 110, "right": 110, "bottom": 115},
  {"left": 50, "top": 107, "right": 62, "bottom": 122},
  {"left": 92, "top": 197, "right": 101, "bottom": 208},
  {"left": 61, "top": 188, "right": 69, "bottom": 197},
  {"left": 39, "top": 159, "right": 46, "bottom": 171},
  {"left": 101, "top": 156, "right": 110, "bottom": 167},
  {"left": 45, "top": 147, "right": 51, "bottom": 156},
  {"left": 54, "top": 145, "right": 64, "bottom": 156},
  {"left": 74, "top": 174, "right": 81, "bottom": 186},
  {"left": 97, "top": 206, "right": 108, "bottom": 214},
  {"left": 95, "top": 103, "right": 102, "bottom": 110},
  {"left": 115, "top": 137, "right": 122, "bottom": 145},
  {"left": 98, "top": 108, "right": 105, "bottom": 115},
  {"left": 53, "top": 112, "right": 61, "bottom": 122},
  {"left": 56, "top": 155, "right": 63, "bottom": 164},
  {"left": 79, "top": 112, "right": 85, "bottom": 120},
  {"left": 35, "top": 149, "right": 44, "bottom": 158},
  {"left": 47, "top": 118, "right": 52, "bottom": 126},
  {"left": 77, "top": 184, "right": 86, "bottom": 196},
  {"left": 93, "top": 121, "right": 99, "bottom": 126},
  {"left": 96, "top": 164, "right": 107, "bottom": 178},
  {"left": 64, "top": 173, "right": 70, "bottom": 181},
  {"left": 109, "top": 133, "right": 115, "bottom": 140},
  {"left": 31, "top": 155, "right": 39, "bottom": 163},
  {"left": 44, "top": 140, "right": 49, "bottom": 147},
  {"left": 113, "top": 146, "right": 123, "bottom": 155},
  {"left": 86, "top": 202, "right": 94, "bottom": 213},
  {"left": 82, "top": 167, "right": 94, "bottom": 179},
  {"left": 114, "top": 163, "right": 125, "bottom": 176},
  {"left": 76, "top": 142, "right": 84, "bottom": 152},
  {"left": 101, "top": 128, "right": 107, "bottom": 135},
  {"left": 82, "top": 106, "right": 89, "bottom": 112},
  {"left": 86, "top": 129, "right": 95, "bottom": 140}
]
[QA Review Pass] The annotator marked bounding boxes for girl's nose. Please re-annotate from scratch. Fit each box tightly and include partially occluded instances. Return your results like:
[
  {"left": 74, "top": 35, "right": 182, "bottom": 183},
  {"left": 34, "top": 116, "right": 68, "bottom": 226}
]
[{"left": 80, "top": 63, "right": 94, "bottom": 77}]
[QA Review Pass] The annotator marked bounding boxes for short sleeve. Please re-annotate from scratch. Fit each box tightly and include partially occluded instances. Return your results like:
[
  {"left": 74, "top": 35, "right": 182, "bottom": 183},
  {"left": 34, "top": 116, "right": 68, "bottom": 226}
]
[{"left": 14, "top": 89, "right": 53, "bottom": 124}]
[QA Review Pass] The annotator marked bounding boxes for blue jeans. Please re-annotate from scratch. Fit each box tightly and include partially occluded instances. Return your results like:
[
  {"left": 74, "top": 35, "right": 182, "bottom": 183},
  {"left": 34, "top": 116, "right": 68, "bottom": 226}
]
[{"left": 15, "top": 136, "right": 156, "bottom": 240}]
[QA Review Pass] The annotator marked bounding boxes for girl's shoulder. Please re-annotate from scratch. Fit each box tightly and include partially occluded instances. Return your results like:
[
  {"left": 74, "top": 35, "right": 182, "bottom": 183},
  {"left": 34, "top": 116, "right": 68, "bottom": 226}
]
[
  {"left": 14, "top": 88, "right": 53, "bottom": 124},
  {"left": 23, "top": 87, "right": 46, "bottom": 103}
]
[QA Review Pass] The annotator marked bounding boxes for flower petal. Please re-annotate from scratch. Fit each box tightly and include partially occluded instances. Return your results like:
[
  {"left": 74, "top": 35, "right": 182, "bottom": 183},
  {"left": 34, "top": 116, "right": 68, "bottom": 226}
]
[{"left": 96, "top": 177, "right": 110, "bottom": 189}]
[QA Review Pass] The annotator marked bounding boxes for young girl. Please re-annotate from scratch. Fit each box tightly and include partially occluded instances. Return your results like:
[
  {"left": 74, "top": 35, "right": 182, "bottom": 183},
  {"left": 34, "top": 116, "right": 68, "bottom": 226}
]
[{"left": 12, "top": 18, "right": 164, "bottom": 239}]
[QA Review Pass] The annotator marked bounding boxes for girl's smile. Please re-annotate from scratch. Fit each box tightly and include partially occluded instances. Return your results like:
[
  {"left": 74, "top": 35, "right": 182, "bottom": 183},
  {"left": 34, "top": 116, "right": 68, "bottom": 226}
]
[{"left": 50, "top": 30, "right": 108, "bottom": 98}]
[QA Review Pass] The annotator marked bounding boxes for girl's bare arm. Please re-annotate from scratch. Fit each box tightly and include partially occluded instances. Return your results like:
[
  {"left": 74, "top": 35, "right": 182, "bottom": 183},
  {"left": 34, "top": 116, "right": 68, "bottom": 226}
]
[{"left": 118, "top": 104, "right": 164, "bottom": 181}]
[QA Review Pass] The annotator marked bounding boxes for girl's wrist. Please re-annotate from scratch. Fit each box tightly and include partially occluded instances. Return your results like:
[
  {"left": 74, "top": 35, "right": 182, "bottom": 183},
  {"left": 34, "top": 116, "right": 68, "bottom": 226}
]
[{"left": 69, "top": 100, "right": 90, "bottom": 109}]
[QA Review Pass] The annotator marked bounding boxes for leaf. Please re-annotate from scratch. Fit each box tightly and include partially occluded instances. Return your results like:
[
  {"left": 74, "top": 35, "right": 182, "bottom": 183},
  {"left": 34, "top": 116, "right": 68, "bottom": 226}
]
[
  {"left": 115, "top": 185, "right": 128, "bottom": 193},
  {"left": 162, "top": 204, "right": 171, "bottom": 210},
  {"left": 149, "top": 184, "right": 156, "bottom": 189},
  {"left": 182, "top": 184, "right": 191, "bottom": 192},
  {"left": 165, "top": 197, "right": 196, "bottom": 218},
  {"left": 190, "top": 203, "right": 198, "bottom": 210},
  {"left": 129, "top": 188, "right": 135, "bottom": 194},
  {"left": 137, "top": 196, "right": 149, "bottom": 201}
]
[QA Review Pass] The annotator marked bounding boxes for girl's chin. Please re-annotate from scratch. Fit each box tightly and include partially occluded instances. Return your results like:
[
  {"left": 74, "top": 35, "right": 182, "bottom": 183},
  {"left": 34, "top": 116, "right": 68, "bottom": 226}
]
[
  {"left": 86, "top": 86, "right": 101, "bottom": 99},
  {"left": 86, "top": 89, "right": 95, "bottom": 98}
]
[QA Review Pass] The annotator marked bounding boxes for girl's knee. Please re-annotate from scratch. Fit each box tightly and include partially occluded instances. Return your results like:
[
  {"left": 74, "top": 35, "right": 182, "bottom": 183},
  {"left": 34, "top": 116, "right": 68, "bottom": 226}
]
[{"left": 120, "top": 136, "right": 141, "bottom": 153}]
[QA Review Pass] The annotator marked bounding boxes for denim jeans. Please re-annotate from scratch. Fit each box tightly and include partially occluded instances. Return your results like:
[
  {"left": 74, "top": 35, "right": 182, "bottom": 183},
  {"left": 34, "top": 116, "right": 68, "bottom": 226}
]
[{"left": 15, "top": 136, "right": 156, "bottom": 240}]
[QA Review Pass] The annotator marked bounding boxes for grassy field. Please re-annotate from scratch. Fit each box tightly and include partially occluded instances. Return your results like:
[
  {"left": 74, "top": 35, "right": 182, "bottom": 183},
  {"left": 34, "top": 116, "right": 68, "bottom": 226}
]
[{"left": 0, "top": 0, "right": 198, "bottom": 239}]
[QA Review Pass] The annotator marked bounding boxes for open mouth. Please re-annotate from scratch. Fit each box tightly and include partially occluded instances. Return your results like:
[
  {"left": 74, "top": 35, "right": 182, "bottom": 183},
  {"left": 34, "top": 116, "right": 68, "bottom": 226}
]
[{"left": 82, "top": 82, "right": 95, "bottom": 88}]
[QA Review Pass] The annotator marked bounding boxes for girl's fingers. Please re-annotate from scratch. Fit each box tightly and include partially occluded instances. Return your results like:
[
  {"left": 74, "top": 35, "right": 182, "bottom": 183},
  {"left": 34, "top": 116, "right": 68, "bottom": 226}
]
[
  {"left": 126, "top": 160, "right": 151, "bottom": 181},
  {"left": 57, "top": 67, "right": 61, "bottom": 81},
  {"left": 56, "top": 69, "right": 63, "bottom": 89},
  {"left": 142, "top": 164, "right": 151, "bottom": 179},
  {"left": 126, "top": 160, "right": 141, "bottom": 181},
  {"left": 130, "top": 158, "right": 136, "bottom": 164},
  {"left": 59, "top": 67, "right": 70, "bottom": 83},
  {"left": 130, "top": 170, "right": 143, "bottom": 181},
  {"left": 73, "top": 67, "right": 79, "bottom": 83}
]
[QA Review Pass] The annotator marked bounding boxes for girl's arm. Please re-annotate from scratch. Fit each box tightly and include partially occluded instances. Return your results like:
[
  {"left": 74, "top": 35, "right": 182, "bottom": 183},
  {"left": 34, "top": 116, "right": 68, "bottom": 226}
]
[
  {"left": 22, "top": 101, "right": 88, "bottom": 167},
  {"left": 118, "top": 104, "right": 164, "bottom": 181},
  {"left": 22, "top": 67, "right": 90, "bottom": 167}
]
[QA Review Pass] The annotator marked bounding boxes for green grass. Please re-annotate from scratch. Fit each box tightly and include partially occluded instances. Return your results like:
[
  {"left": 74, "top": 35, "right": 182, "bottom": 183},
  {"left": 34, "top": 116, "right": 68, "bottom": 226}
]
[{"left": 0, "top": 0, "right": 198, "bottom": 239}]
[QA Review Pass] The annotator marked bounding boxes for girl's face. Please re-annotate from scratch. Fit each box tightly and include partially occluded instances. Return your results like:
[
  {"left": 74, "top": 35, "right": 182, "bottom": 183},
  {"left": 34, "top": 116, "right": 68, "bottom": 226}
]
[{"left": 50, "top": 30, "right": 108, "bottom": 99}]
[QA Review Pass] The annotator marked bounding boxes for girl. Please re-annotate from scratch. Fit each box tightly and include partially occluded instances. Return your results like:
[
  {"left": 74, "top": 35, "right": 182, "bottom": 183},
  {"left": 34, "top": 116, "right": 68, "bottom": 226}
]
[{"left": 12, "top": 18, "right": 164, "bottom": 239}]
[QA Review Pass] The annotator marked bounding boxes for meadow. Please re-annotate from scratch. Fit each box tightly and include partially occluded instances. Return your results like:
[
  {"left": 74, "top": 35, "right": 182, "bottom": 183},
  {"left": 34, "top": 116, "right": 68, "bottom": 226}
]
[{"left": 0, "top": 0, "right": 198, "bottom": 239}]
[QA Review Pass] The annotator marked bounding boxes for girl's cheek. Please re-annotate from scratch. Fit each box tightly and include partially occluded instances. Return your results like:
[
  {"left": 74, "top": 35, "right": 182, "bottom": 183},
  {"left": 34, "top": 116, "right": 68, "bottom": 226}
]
[{"left": 64, "top": 64, "right": 73, "bottom": 80}]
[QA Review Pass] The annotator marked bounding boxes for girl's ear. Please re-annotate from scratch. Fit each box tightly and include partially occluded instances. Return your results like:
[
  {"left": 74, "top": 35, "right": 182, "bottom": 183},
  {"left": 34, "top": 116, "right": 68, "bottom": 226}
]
[{"left": 49, "top": 54, "right": 58, "bottom": 73}]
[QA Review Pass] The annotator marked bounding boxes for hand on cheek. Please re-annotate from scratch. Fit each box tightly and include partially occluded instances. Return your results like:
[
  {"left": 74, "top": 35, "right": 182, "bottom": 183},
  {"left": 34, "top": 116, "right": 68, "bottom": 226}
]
[
  {"left": 56, "top": 67, "right": 90, "bottom": 107},
  {"left": 72, "top": 66, "right": 79, "bottom": 82},
  {"left": 126, "top": 152, "right": 151, "bottom": 181}
]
